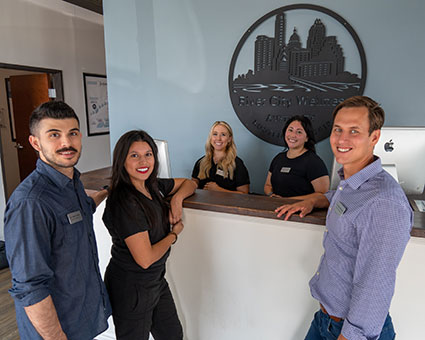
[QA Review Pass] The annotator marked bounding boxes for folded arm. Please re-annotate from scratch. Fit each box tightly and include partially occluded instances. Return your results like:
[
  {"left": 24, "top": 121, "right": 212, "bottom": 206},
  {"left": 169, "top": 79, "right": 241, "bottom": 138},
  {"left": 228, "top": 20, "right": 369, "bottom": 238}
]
[
  {"left": 126, "top": 221, "right": 184, "bottom": 269},
  {"left": 169, "top": 178, "right": 198, "bottom": 224},
  {"left": 203, "top": 181, "right": 249, "bottom": 194}
]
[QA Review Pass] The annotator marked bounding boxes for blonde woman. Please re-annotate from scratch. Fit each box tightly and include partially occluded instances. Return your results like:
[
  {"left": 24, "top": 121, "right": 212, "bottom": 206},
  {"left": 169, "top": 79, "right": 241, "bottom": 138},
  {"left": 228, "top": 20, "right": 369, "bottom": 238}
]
[{"left": 192, "top": 121, "right": 250, "bottom": 194}]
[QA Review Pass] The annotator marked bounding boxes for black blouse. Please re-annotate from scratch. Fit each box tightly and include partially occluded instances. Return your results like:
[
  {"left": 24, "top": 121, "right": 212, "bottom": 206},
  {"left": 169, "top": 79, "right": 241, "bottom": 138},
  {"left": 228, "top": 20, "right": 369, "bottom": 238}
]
[
  {"left": 102, "top": 178, "right": 174, "bottom": 278},
  {"left": 192, "top": 156, "right": 250, "bottom": 191},
  {"left": 268, "top": 150, "right": 328, "bottom": 197}
]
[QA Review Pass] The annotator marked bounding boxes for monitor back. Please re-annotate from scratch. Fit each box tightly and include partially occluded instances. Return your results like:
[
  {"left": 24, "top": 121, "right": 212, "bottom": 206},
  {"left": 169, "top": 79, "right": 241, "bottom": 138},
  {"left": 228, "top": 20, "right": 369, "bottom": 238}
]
[
  {"left": 154, "top": 139, "right": 172, "bottom": 178},
  {"left": 330, "top": 127, "right": 425, "bottom": 195}
]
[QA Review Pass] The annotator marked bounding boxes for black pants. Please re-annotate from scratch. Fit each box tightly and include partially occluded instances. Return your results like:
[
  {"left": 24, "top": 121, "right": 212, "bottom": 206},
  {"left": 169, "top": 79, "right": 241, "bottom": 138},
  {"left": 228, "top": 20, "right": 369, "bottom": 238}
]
[{"left": 105, "top": 264, "right": 183, "bottom": 340}]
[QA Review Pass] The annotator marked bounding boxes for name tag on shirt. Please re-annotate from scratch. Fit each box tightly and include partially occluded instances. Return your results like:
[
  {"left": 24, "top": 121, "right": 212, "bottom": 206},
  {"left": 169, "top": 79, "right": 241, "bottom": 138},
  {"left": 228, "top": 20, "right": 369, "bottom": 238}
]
[
  {"left": 335, "top": 201, "right": 347, "bottom": 216},
  {"left": 67, "top": 210, "right": 83, "bottom": 224},
  {"left": 216, "top": 169, "right": 225, "bottom": 177},
  {"left": 280, "top": 167, "right": 291, "bottom": 173}
]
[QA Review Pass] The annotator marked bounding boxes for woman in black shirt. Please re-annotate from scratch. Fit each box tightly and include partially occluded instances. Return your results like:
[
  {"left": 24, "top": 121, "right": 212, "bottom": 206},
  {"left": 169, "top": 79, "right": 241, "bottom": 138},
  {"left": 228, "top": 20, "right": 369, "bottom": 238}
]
[
  {"left": 103, "top": 130, "right": 196, "bottom": 340},
  {"left": 192, "top": 121, "right": 250, "bottom": 193},
  {"left": 264, "top": 115, "right": 329, "bottom": 198}
]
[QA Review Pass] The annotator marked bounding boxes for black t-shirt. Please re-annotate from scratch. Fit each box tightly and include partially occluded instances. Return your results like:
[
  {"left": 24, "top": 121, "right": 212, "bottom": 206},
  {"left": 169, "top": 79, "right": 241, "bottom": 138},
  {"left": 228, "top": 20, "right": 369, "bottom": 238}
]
[
  {"left": 102, "top": 178, "right": 174, "bottom": 278},
  {"left": 269, "top": 150, "right": 328, "bottom": 197},
  {"left": 191, "top": 156, "right": 250, "bottom": 191}
]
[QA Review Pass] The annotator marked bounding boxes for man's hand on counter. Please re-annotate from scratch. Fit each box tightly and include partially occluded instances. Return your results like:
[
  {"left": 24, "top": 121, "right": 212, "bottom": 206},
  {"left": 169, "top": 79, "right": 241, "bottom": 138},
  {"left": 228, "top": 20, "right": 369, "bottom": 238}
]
[
  {"left": 275, "top": 199, "right": 315, "bottom": 220},
  {"left": 275, "top": 193, "right": 329, "bottom": 220}
]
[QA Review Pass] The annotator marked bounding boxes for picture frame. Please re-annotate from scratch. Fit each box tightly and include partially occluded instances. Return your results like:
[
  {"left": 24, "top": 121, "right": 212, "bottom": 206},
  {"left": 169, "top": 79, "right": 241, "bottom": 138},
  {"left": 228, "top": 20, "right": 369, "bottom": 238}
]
[{"left": 83, "top": 73, "right": 109, "bottom": 136}]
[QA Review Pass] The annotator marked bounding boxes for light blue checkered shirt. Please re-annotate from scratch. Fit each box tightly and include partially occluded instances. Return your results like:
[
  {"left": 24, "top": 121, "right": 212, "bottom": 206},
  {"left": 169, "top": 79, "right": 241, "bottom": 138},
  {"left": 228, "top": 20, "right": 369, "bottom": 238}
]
[{"left": 310, "top": 157, "right": 413, "bottom": 340}]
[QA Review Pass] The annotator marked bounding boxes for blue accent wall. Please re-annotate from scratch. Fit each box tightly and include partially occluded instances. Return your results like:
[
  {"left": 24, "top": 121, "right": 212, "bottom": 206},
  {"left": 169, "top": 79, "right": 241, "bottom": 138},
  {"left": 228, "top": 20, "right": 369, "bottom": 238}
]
[{"left": 103, "top": 0, "right": 425, "bottom": 193}]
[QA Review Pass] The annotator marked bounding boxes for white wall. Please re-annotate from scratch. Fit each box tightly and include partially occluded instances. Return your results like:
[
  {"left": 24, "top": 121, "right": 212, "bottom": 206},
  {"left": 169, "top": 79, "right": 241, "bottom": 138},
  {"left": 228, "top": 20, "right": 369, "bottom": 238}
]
[
  {"left": 0, "top": 0, "right": 110, "bottom": 173},
  {"left": 170, "top": 210, "right": 425, "bottom": 340},
  {"left": 0, "top": 0, "right": 111, "bottom": 238},
  {"left": 93, "top": 205, "right": 425, "bottom": 339},
  {"left": 168, "top": 209, "right": 324, "bottom": 340}
]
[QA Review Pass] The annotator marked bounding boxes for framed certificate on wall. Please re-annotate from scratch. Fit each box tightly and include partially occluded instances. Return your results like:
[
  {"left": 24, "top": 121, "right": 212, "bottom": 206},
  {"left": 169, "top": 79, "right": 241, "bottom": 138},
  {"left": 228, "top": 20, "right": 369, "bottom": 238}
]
[{"left": 83, "top": 73, "right": 109, "bottom": 136}]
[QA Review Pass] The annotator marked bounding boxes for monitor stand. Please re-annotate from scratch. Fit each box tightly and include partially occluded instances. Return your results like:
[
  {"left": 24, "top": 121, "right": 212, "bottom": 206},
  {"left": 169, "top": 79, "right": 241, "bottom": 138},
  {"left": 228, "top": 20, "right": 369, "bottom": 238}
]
[{"left": 382, "top": 164, "right": 399, "bottom": 182}]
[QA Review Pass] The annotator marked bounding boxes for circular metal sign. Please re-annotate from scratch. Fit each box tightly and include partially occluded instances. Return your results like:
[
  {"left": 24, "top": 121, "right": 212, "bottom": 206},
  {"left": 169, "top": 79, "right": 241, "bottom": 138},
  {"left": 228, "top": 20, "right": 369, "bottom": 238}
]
[{"left": 229, "top": 4, "right": 367, "bottom": 146}]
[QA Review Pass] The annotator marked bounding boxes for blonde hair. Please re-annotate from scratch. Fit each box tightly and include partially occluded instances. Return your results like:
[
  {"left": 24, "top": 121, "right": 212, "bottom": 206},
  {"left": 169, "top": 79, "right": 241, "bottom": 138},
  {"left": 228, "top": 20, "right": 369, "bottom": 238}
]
[{"left": 198, "top": 121, "right": 237, "bottom": 180}]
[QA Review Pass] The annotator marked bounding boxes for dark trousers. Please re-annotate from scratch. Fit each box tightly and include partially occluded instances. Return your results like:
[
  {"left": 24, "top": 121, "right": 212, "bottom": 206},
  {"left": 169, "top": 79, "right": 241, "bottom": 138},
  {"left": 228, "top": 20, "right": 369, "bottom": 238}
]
[{"left": 105, "top": 264, "right": 183, "bottom": 340}]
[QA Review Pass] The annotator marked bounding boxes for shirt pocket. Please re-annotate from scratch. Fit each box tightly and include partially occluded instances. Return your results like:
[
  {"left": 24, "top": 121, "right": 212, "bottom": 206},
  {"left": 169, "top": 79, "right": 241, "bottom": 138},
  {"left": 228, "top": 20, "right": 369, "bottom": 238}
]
[
  {"left": 328, "top": 210, "right": 358, "bottom": 250},
  {"left": 59, "top": 211, "right": 85, "bottom": 246}
]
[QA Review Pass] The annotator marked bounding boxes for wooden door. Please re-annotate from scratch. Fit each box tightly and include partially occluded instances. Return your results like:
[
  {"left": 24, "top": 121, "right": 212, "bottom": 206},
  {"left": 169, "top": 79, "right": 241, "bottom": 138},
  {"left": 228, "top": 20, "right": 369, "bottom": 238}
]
[{"left": 10, "top": 74, "right": 50, "bottom": 181}]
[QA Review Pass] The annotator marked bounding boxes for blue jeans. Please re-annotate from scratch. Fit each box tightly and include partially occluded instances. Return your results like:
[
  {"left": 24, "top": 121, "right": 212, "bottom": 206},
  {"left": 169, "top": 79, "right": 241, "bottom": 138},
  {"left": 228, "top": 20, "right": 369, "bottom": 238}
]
[{"left": 304, "top": 310, "right": 395, "bottom": 340}]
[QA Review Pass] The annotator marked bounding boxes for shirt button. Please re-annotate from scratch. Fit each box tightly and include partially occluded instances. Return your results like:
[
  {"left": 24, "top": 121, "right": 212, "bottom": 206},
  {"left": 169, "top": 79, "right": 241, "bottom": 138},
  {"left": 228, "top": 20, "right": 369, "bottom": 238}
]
[
  {"left": 339, "top": 186, "right": 343, "bottom": 190},
  {"left": 316, "top": 272, "right": 319, "bottom": 276}
]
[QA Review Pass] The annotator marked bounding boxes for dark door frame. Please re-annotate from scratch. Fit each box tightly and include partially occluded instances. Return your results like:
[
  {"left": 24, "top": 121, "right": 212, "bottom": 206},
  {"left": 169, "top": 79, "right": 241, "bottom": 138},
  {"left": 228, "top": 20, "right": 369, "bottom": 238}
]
[{"left": 0, "top": 63, "right": 64, "bottom": 200}]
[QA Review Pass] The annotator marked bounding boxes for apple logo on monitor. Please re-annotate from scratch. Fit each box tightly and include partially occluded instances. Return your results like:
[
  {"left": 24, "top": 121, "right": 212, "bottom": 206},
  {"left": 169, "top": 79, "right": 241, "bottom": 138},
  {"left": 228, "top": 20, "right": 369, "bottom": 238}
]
[{"left": 384, "top": 139, "right": 394, "bottom": 152}]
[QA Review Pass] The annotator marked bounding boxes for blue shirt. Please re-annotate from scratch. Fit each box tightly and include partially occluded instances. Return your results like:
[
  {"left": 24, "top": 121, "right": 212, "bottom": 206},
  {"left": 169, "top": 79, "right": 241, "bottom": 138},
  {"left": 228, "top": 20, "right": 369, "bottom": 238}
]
[
  {"left": 5, "top": 159, "right": 111, "bottom": 340},
  {"left": 310, "top": 157, "right": 412, "bottom": 340}
]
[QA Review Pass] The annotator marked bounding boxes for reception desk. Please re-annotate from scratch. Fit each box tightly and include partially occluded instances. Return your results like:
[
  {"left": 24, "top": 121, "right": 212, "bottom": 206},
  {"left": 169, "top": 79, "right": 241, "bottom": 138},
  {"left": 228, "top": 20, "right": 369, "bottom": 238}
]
[{"left": 81, "top": 168, "right": 425, "bottom": 340}]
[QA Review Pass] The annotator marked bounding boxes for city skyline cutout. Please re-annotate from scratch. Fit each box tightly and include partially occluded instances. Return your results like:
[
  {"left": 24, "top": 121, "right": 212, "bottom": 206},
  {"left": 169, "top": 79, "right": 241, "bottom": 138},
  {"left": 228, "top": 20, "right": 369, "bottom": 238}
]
[{"left": 229, "top": 6, "right": 366, "bottom": 146}]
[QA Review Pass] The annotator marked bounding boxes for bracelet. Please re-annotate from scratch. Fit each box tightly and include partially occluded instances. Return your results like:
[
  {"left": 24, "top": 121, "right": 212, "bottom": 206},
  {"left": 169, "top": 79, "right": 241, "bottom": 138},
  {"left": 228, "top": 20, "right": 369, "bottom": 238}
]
[{"left": 169, "top": 231, "right": 178, "bottom": 244}]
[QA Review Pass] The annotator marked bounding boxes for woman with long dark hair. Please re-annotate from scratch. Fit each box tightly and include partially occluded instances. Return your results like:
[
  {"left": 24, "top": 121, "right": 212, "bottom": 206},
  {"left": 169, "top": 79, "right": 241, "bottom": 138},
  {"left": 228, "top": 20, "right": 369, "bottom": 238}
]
[
  {"left": 192, "top": 121, "right": 250, "bottom": 194},
  {"left": 102, "top": 130, "right": 196, "bottom": 340},
  {"left": 264, "top": 115, "right": 329, "bottom": 198}
]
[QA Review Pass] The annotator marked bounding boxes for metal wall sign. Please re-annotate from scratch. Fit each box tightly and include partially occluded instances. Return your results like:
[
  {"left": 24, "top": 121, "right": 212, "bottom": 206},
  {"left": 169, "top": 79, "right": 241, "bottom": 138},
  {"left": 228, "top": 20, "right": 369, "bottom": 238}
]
[{"left": 229, "top": 4, "right": 366, "bottom": 145}]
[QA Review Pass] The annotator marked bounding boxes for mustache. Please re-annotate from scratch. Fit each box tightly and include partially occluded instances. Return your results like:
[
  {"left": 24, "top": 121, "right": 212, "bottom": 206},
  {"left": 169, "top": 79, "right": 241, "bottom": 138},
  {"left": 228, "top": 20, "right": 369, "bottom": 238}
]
[{"left": 56, "top": 147, "right": 78, "bottom": 153}]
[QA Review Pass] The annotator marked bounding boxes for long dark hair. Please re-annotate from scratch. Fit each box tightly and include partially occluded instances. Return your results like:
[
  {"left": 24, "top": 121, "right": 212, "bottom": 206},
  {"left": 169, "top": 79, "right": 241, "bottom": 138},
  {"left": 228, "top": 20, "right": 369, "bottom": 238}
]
[
  {"left": 108, "top": 130, "right": 168, "bottom": 227},
  {"left": 282, "top": 115, "right": 316, "bottom": 152}
]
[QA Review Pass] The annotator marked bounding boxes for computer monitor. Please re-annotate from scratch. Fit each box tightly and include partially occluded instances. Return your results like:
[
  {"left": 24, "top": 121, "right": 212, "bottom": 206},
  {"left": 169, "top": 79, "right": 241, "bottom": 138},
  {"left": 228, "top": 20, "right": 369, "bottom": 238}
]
[
  {"left": 330, "top": 127, "right": 425, "bottom": 195},
  {"left": 154, "top": 139, "right": 172, "bottom": 178}
]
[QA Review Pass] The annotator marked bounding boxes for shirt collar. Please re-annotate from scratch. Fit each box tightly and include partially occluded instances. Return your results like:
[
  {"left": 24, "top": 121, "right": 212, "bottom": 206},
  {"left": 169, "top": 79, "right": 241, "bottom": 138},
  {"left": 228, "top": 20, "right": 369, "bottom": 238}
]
[
  {"left": 337, "top": 156, "right": 382, "bottom": 190},
  {"left": 36, "top": 159, "right": 80, "bottom": 188}
]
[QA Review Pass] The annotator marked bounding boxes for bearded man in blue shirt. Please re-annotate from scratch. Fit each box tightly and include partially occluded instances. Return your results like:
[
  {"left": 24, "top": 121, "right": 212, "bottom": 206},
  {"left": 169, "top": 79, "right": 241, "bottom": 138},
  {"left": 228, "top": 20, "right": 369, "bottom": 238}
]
[
  {"left": 4, "top": 101, "right": 111, "bottom": 340},
  {"left": 276, "top": 96, "right": 413, "bottom": 340}
]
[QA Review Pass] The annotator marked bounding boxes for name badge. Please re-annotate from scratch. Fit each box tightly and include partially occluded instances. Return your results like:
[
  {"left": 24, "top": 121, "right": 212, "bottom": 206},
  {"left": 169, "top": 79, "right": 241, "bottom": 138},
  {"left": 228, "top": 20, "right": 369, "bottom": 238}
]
[
  {"left": 280, "top": 167, "right": 291, "bottom": 173},
  {"left": 334, "top": 201, "right": 347, "bottom": 216},
  {"left": 216, "top": 169, "right": 225, "bottom": 176},
  {"left": 67, "top": 210, "right": 83, "bottom": 224}
]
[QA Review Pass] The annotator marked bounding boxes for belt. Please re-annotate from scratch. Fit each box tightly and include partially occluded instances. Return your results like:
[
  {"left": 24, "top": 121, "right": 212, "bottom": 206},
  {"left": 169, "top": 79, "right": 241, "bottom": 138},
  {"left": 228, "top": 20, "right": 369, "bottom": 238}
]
[{"left": 320, "top": 304, "right": 343, "bottom": 323}]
